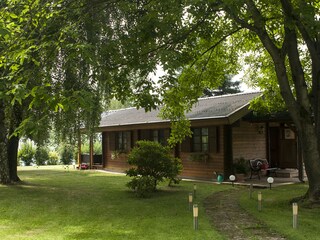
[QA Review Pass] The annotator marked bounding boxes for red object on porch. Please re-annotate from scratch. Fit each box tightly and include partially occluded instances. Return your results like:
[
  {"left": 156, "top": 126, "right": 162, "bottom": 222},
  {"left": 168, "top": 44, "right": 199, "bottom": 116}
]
[{"left": 78, "top": 163, "right": 89, "bottom": 170}]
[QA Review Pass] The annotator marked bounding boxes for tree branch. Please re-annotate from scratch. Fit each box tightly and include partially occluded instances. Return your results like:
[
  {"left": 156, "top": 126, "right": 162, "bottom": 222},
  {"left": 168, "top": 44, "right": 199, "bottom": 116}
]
[
  {"left": 190, "top": 27, "right": 243, "bottom": 68},
  {"left": 226, "top": 0, "right": 300, "bottom": 125}
]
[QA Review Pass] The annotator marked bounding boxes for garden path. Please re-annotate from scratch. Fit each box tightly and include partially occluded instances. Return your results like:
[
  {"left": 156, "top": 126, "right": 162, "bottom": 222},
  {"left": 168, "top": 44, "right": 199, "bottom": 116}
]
[{"left": 204, "top": 188, "right": 287, "bottom": 240}]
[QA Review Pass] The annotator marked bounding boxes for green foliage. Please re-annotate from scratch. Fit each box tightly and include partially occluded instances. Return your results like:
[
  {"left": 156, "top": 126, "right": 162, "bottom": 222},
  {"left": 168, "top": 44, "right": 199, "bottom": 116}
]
[
  {"left": 126, "top": 176, "right": 156, "bottom": 198},
  {"left": 233, "top": 157, "right": 249, "bottom": 174},
  {"left": 203, "top": 75, "right": 242, "bottom": 96},
  {"left": 18, "top": 140, "right": 36, "bottom": 166},
  {"left": 34, "top": 146, "right": 49, "bottom": 166},
  {"left": 80, "top": 141, "right": 102, "bottom": 155},
  {"left": 126, "top": 140, "right": 182, "bottom": 197},
  {"left": 47, "top": 151, "right": 59, "bottom": 165},
  {"left": 59, "top": 144, "right": 74, "bottom": 165},
  {"left": 108, "top": 98, "right": 132, "bottom": 110}
]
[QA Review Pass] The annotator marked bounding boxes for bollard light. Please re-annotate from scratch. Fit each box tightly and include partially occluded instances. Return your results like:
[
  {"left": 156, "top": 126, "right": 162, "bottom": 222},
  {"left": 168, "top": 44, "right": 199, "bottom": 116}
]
[
  {"left": 267, "top": 177, "right": 274, "bottom": 190},
  {"left": 258, "top": 192, "right": 262, "bottom": 211},
  {"left": 292, "top": 202, "right": 298, "bottom": 229},
  {"left": 188, "top": 193, "right": 193, "bottom": 210},
  {"left": 229, "top": 175, "right": 236, "bottom": 187},
  {"left": 193, "top": 184, "right": 197, "bottom": 198},
  {"left": 193, "top": 204, "right": 199, "bottom": 230},
  {"left": 249, "top": 183, "right": 253, "bottom": 199}
]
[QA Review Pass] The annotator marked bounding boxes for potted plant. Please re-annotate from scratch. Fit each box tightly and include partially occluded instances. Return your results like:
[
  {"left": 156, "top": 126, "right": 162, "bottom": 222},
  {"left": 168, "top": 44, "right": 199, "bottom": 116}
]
[{"left": 233, "top": 157, "right": 249, "bottom": 181}]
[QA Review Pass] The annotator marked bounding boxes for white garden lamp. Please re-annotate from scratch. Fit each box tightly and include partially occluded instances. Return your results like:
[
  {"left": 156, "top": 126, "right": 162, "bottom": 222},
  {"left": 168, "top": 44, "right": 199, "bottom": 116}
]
[
  {"left": 267, "top": 177, "right": 274, "bottom": 189},
  {"left": 229, "top": 175, "right": 236, "bottom": 187}
]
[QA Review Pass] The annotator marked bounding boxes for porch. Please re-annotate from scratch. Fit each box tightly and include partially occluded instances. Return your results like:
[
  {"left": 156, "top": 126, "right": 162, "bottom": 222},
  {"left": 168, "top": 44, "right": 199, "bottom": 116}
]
[{"left": 223, "top": 168, "right": 306, "bottom": 188}]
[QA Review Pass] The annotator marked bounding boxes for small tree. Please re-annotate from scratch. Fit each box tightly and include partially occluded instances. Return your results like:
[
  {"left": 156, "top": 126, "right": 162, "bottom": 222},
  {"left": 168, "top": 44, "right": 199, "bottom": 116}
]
[
  {"left": 60, "top": 144, "right": 74, "bottom": 165},
  {"left": 34, "top": 146, "right": 49, "bottom": 166},
  {"left": 47, "top": 151, "right": 59, "bottom": 165},
  {"left": 18, "top": 140, "right": 36, "bottom": 166},
  {"left": 126, "top": 140, "right": 182, "bottom": 197}
]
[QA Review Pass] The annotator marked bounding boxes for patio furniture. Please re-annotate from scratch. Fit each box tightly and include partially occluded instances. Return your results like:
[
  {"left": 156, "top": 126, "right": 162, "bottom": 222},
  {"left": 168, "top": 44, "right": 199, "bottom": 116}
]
[{"left": 249, "top": 159, "right": 277, "bottom": 179}]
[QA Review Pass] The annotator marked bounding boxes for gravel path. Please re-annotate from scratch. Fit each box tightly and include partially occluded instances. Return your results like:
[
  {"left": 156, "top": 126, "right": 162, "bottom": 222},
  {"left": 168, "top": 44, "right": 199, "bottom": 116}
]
[{"left": 203, "top": 189, "right": 287, "bottom": 240}]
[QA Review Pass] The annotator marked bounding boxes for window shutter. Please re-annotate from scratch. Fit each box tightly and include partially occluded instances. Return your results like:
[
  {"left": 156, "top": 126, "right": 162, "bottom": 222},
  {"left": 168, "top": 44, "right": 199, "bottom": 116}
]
[{"left": 209, "top": 127, "right": 218, "bottom": 153}]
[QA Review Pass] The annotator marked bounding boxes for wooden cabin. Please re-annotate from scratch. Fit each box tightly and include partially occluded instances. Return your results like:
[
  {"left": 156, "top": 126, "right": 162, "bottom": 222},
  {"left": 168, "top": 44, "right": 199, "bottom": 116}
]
[{"left": 89, "top": 92, "right": 301, "bottom": 181}]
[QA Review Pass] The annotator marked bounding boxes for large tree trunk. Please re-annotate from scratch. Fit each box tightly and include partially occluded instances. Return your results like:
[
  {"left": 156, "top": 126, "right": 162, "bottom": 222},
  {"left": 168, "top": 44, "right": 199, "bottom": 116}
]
[
  {"left": 0, "top": 102, "right": 10, "bottom": 184},
  {"left": 298, "top": 122, "right": 320, "bottom": 203},
  {"left": 230, "top": 0, "right": 320, "bottom": 203},
  {"left": 0, "top": 143, "right": 10, "bottom": 184},
  {"left": 7, "top": 135, "right": 20, "bottom": 182}
]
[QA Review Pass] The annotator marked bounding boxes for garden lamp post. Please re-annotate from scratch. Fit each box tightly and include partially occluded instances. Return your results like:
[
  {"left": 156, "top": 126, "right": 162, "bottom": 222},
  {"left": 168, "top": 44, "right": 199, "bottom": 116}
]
[
  {"left": 293, "top": 203, "right": 298, "bottom": 229},
  {"left": 249, "top": 183, "right": 253, "bottom": 199},
  {"left": 193, "top": 184, "right": 197, "bottom": 198},
  {"left": 258, "top": 192, "right": 262, "bottom": 211},
  {"left": 193, "top": 204, "right": 199, "bottom": 230},
  {"left": 229, "top": 175, "right": 236, "bottom": 187},
  {"left": 267, "top": 177, "right": 274, "bottom": 189},
  {"left": 188, "top": 193, "right": 193, "bottom": 210}
]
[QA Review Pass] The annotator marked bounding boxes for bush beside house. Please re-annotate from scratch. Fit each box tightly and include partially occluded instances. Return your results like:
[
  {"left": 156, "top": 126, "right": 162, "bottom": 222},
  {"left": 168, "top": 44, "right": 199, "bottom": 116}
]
[
  {"left": 126, "top": 140, "right": 183, "bottom": 197},
  {"left": 233, "top": 157, "right": 249, "bottom": 181}
]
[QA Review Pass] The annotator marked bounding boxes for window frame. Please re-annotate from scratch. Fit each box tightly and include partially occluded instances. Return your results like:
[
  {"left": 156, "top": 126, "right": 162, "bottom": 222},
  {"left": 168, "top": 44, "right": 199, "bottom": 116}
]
[
  {"left": 152, "top": 129, "right": 165, "bottom": 145},
  {"left": 192, "top": 127, "right": 209, "bottom": 153},
  {"left": 116, "top": 131, "right": 131, "bottom": 151}
]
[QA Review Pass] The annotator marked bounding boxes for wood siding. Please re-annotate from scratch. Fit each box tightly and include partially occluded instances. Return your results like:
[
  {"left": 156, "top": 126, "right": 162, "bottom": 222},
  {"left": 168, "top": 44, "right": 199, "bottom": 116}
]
[
  {"left": 103, "top": 131, "right": 130, "bottom": 172},
  {"left": 232, "top": 121, "right": 267, "bottom": 161},
  {"left": 101, "top": 121, "right": 268, "bottom": 180},
  {"left": 179, "top": 126, "right": 224, "bottom": 180}
]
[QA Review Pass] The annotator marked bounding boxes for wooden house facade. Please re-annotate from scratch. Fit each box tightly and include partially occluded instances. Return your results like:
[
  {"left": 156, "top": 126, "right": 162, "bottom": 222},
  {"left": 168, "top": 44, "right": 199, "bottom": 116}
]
[{"left": 92, "top": 92, "right": 301, "bottom": 180}]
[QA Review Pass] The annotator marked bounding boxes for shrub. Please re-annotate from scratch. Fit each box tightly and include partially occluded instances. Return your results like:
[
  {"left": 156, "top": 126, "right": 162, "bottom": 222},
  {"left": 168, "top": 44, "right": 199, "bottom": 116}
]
[
  {"left": 60, "top": 144, "right": 74, "bottom": 165},
  {"left": 35, "top": 146, "right": 49, "bottom": 166},
  {"left": 126, "top": 140, "right": 183, "bottom": 197},
  {"left": 18, "top": 140, "right": 36, "bottom": 166},
  {"left": 233, "top": 157, "right": 249, "bottom": 174},
  {"left": 47, "top": 151, "right": 59, "bottom": 165},
  {"left": 126, "top": 176, "right": 155, "bottom": 198}
]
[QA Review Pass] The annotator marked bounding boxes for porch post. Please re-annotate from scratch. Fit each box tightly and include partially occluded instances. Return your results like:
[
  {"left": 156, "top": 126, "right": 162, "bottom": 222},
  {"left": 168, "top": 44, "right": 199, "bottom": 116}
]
[
  {"left": 90, "top": 135, "right": 94, "bottom": 169},
  {"left": 224, "top": 125, "right": 233, "bottom": 177}
]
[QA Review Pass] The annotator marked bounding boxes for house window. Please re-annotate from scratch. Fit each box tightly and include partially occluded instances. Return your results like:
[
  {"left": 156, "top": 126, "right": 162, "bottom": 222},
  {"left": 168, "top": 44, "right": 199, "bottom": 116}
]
[
  {"left": 192, "top": 128, "right": 209, "bottom": 152},
  {"left": 116, "top": 131, "right": 131, "bottom": 151},
  {"left": 152, "top": 129, "right": 165, "bottom": 144}
]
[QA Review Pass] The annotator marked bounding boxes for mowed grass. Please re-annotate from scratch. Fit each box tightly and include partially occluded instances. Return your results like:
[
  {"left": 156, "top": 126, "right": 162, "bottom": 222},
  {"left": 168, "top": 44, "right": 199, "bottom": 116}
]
[
  {"left": 239, "top": 183, "right": 320, "bottom": 240},
  {"left": 0, "top": 166, "right": 230, "bottom": 240}
]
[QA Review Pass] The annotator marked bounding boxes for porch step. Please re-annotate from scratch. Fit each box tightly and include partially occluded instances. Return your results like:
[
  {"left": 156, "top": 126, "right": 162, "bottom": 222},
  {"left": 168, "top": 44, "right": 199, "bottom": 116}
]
[{"left": 275, "top": 169, "right": 298, "bottom": 178}]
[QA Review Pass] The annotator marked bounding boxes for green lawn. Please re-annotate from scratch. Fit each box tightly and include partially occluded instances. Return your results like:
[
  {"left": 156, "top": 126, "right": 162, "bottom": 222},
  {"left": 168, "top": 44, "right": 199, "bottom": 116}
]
[
  {"left": 0, "top": 166, "right": 230, "bottom": 240},
  {"left": 240, "top": 183, "right": 320, "bottom": 240}
]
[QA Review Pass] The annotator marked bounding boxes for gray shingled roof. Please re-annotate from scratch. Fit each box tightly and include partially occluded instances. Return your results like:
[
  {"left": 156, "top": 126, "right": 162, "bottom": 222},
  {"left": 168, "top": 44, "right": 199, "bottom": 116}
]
[{"left": 99, "top": 92, "right": 261, "bottom": 127}]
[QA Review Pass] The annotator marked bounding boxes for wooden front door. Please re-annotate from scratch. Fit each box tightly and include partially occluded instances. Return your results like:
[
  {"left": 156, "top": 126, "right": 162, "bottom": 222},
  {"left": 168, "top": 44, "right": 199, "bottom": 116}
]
[
  {"left": 269, "top": 127, "right": 280, "bottom": 168},
  {"left": 269, "top": 127, "right": 297, "bottom": 169}
]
